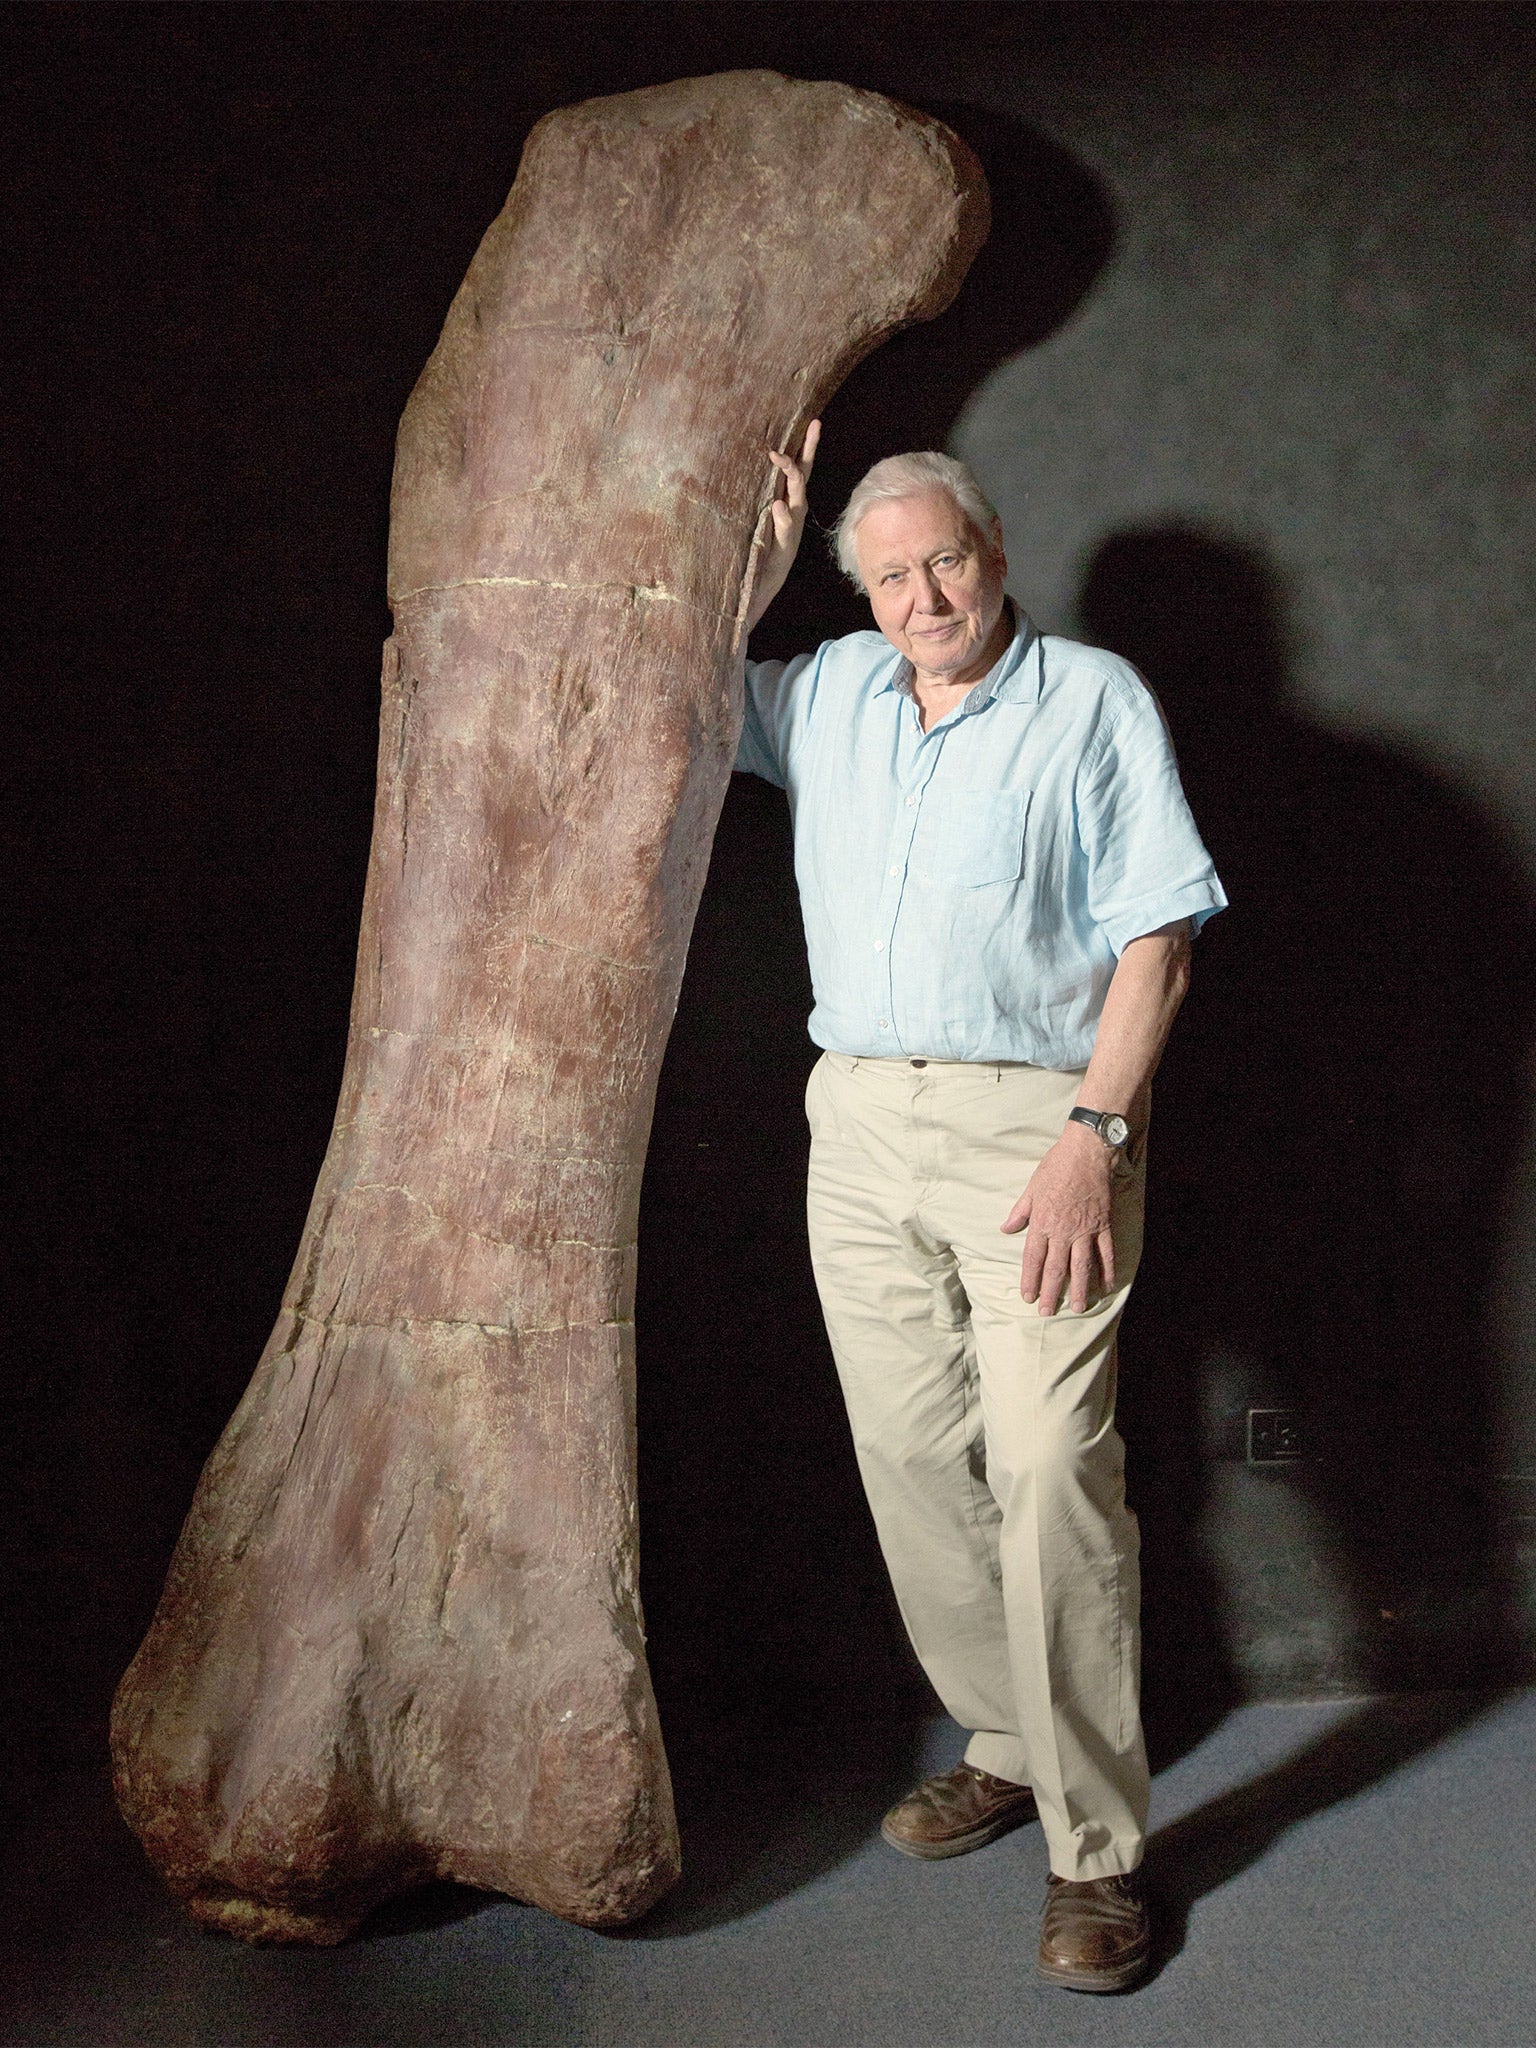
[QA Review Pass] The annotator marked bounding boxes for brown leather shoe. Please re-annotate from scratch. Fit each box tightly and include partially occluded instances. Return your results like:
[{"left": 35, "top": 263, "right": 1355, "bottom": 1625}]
[
  {"left": 1037, "top": 1871, "right": 1151, "bottom": 1992},
  {"left": 879, "top": 1763, "right": 1037, "bottom": 1859}
]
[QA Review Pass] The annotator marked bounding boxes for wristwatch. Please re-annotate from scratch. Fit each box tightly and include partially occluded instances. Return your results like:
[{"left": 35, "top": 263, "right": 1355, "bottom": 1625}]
[{"left": 1067, "top": 1106, "right": 1132, "bottom": 1152}]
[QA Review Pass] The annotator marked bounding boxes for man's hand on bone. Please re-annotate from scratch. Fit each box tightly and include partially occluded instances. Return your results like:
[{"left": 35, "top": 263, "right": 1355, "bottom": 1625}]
[
  {"left": 1000, "top": 1121, "right": 1118, "bottom": 1317},
  {"left": 744, "top": 417, "right": 820, "bottom": 632}
]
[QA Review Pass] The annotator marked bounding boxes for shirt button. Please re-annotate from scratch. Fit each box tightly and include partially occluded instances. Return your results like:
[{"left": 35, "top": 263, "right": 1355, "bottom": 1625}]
[
  {"left": 877, "top": 1019, "right": 890, "bottom": 1030},
  {"left": 889, "top": 865, "right": 899, "bottom": 876},
  {"left": 873, "top": 940, "right": 884, "bottom": 952},
  {"left": 905, "top": 795, "right": 917, "bottom": 808}
]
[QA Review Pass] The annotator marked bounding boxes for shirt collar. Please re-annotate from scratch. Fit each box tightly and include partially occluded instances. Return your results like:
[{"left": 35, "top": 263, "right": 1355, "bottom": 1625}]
[{"left": 874, "top": 600, "right": 1042, "bottom": 711}]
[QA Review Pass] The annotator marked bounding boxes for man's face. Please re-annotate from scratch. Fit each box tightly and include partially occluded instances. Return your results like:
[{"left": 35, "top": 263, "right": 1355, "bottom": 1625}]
[{"left": 853, "top": 487, "right": 1009, "bottom": 681}]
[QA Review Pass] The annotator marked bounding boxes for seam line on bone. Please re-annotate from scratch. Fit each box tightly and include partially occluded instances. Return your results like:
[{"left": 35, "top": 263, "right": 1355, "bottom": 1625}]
[
  {"left": 286, "top": 1308, "right": 634, "bottom": 1337},
  {"left": 390, "top": 574, "right": 734, "bottom": 621}
]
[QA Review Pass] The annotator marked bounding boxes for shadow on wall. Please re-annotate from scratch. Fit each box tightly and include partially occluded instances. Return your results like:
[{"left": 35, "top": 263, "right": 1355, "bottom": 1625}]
[
  {"left": 634, "top": 105, "right": 1117, "bottom": 1863},
  {"left": 1078, "top": 526, "right": 1536, "bottom": 1745},
  {"left": 747, "top": 101, "right": 1117, "bottom": 667}
]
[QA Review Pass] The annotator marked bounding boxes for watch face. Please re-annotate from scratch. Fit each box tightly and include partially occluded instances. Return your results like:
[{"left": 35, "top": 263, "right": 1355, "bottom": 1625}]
[{"left": 1103, "top": 1114, "right": 1131, "bottom": 1149}]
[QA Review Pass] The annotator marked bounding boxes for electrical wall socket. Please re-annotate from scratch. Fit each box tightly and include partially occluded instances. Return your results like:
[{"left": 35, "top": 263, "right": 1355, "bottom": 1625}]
[{"left": 1247, "top": 1408, "right": 1304, "bottom": 1465}]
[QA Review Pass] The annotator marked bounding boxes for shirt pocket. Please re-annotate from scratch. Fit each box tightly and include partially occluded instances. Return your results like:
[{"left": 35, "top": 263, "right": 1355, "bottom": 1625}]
[{"left": 911, "top": 788, "right": 1031, "bottom": 888}]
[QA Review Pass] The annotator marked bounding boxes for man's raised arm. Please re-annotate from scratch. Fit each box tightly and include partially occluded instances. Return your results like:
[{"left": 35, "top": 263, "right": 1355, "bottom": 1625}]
[{"left": 744, "top": 418, "right": 821, "bottom": 632}]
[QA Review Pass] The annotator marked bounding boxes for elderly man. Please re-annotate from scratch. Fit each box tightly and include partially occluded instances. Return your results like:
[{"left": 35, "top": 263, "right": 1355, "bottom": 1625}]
[{"left": 736, "top": 424, "right": 1226, "bottom": 1992}]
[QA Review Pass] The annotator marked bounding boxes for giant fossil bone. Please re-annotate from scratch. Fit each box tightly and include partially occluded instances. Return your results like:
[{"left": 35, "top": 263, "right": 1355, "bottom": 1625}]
[{"left": 110, "top": 69, "right": 987, "bottom": 1946}]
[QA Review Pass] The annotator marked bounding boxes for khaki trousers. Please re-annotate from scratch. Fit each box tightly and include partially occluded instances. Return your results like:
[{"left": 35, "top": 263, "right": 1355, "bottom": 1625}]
[{"left": 805, "top": 1050, "right": 1149, "bottom": 1880}]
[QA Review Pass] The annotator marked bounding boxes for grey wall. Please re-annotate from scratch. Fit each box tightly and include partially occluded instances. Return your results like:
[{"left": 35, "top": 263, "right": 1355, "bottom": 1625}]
[{"left": 938, "top": 14, "right": 1536, "bottom": 1695}]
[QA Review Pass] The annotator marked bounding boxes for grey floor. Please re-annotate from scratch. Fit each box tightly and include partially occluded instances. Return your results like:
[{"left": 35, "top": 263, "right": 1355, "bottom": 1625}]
[{"left": 4, "top": 1692, "right": 1534, "bottom": 2048}]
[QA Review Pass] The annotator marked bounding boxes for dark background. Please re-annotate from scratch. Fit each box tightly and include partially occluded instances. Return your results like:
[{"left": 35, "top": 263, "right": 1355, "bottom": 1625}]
[{"left": 5, "top": 0, "right": 1535, "bottom": 1851}]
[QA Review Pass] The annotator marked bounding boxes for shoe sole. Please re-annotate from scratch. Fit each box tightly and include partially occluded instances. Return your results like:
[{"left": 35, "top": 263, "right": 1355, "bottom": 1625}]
[
  {"left": 879, "top": 1799, "right": 1038, "bottom": 1861},
  {"left": 1036, "top": 1942, "right": 1151, "bottom": 1995}
]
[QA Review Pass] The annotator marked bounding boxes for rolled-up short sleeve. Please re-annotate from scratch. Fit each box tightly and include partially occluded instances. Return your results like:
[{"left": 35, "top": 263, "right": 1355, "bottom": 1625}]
[
  {"left": 736, "top": 649, "right": 822, "bottom": 787},
  {"left": 1079, "top": 670, "right": 1228, "bottom": 954}
]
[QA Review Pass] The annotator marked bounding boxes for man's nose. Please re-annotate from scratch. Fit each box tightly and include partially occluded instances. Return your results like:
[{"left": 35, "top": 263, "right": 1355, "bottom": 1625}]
[{"left": 913, "top": 568, "right": 946, "bottom": 611}]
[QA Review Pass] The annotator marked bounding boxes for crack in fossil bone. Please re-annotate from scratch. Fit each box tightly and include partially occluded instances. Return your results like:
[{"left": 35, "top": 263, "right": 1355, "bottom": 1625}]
[
  {"left": 286, "top": 1307, "right": 635, "bottom": 1339},
  {"left": 518, "top": 931, "right": 655, "bottom": 974},
  {"left": 391, "top": 574, "right": 734, "bottom": 623}
]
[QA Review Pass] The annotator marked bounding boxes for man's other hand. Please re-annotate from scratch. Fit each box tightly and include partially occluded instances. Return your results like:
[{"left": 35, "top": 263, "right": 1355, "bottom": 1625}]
[
  {"left": 1000, "top": 1122, "right": 1118, "bottom": 1317},
  {"left": 744, "top": 418, "right": 820, "bottom": 632}
]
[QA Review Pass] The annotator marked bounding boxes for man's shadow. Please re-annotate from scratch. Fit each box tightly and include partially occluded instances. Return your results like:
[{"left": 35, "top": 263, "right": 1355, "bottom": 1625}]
[
  {"left": 630, "top": 106, "right": 1118, "bottom": 1932},
  {"left": 1077, "top": 526, "right": 1535, "bottom": 1956}
]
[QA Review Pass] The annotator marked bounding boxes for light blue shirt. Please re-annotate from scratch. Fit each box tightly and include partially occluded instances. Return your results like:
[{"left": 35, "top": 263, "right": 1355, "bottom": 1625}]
[{"left": 736, "top": 608, "right": 1227, "bottom": 1069}]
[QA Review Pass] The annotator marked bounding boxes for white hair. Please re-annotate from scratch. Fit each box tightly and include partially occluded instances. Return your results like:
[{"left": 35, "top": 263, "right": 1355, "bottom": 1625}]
[{"left": 831, "top": 451, "right": 1001, "bottom": 587}]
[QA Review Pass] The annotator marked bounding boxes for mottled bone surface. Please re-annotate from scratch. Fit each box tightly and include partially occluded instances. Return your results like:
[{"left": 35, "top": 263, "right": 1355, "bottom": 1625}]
[{"left": 110, "top": 70, "right": 986, "bottom": 1945}]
